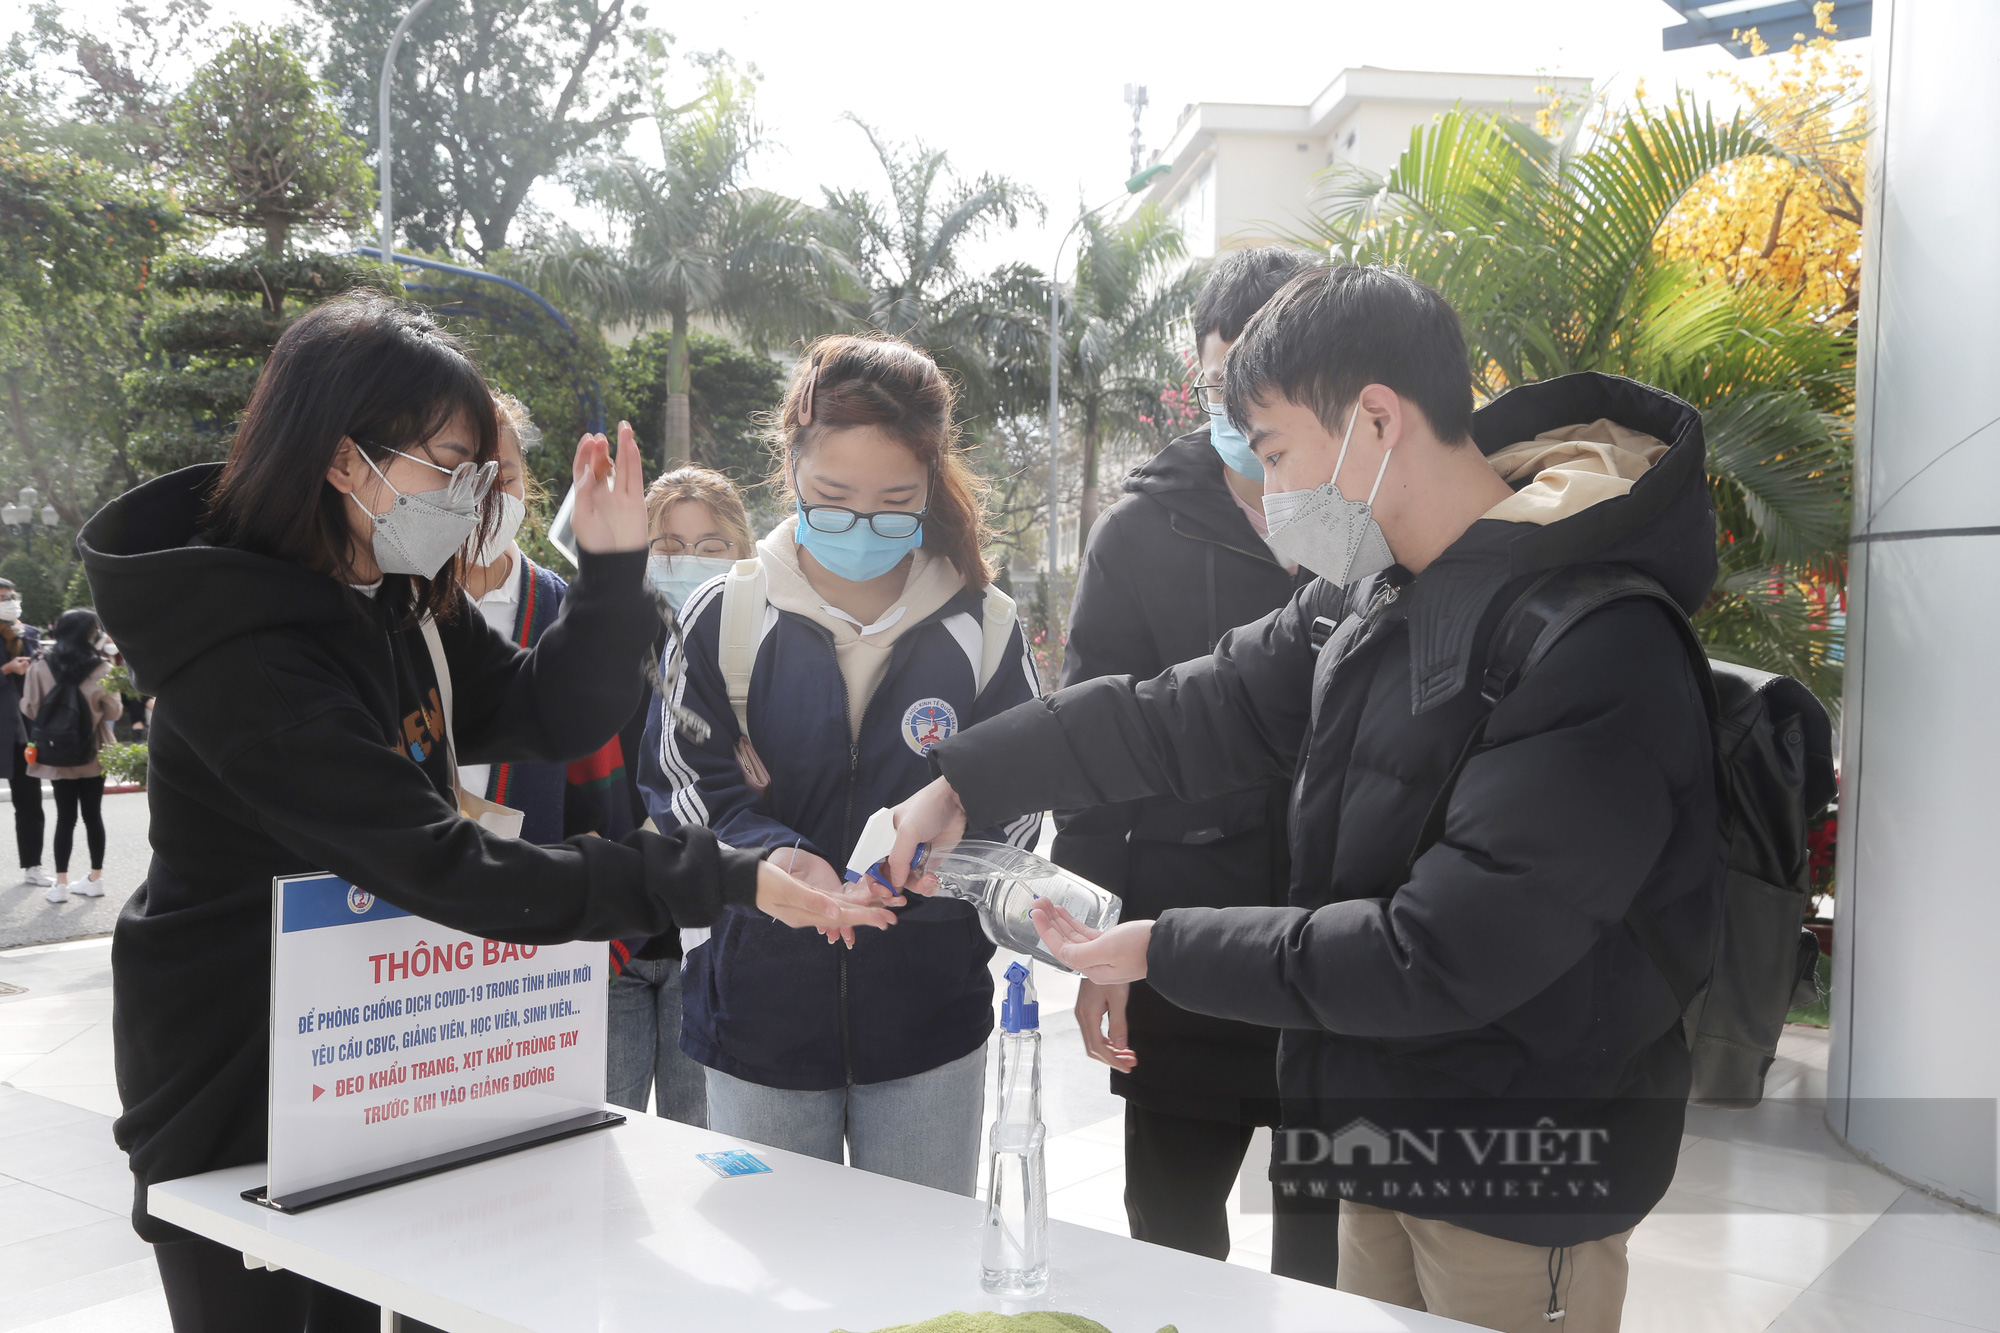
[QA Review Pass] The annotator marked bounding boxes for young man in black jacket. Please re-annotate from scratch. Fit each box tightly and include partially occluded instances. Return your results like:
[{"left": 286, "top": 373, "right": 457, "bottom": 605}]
[
  {"left": 1054, "top": 247, "right": 1316, "bottom": 1267},
  {"left": 885, "top": 265, "right": 1721, "bottom": 1332}
]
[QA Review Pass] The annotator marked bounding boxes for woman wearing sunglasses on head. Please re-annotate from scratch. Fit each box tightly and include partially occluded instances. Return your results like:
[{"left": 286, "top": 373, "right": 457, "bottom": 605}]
[
  {"left": 77, "top": 292, "right": 892, "bottom": 1333},
  {"left": 639, "top": 334, "right": 1041, "bottom": 1195}
]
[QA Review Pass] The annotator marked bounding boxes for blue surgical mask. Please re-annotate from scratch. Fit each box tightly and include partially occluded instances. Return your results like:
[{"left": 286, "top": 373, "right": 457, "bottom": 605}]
[
  {"left": 793, "top": 504, "right": 922, "bottom": 583},
  {"left": 1208, "top": 414, "right": 1264, "bottom": 481},
  {"left": 647, "top": 553, "right": 735, "bottom": 612}
]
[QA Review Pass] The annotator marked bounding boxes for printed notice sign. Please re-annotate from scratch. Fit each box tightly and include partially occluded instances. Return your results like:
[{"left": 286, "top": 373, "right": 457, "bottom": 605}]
[{"left": 268, "top": 873, "right": 608, "bottom": 1200}]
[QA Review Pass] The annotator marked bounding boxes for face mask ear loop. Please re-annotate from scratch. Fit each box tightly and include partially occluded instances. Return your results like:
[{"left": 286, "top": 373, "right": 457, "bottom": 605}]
[
  {"left": 1364, "top": 432, "right": 1396, "bottom": 508},
  {"left": 1329, "top": 402, "right": 1363, "bottom": 499},
  {"left": 350, "top": 450, "right": 400, "bottom": 523}
]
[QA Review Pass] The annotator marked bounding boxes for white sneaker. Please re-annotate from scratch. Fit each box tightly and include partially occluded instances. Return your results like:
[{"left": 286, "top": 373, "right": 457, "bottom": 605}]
[
  {"left": 43, "top": 882, "right": 68, "bottom": 904},
  {"left": 22, "top": 867, "right": 53, "bottom": 888},
  {"left": 72, "top": 877, "right": 105, "bottom": 898}
]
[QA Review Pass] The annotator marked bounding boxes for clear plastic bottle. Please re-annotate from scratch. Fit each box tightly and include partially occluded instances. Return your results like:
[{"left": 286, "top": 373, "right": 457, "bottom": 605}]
[
  {"left": 921, "top": 841, "right": 1123, "bottom": 972},
  {"left": 842, "top": 813, "right": 1123, "bottom": 974},
  {"left": 981, "top": 961, "right": 1048, "bottom": 1297}
]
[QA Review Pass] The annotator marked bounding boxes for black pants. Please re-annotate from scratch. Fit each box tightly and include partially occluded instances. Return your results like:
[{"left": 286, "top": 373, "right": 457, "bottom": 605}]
[
  {"left": 51, "top": 774, "right": 105, "bottom": 873},
  {"left": 10, "top": 741, "right": 42, "bottom": 868},
  {"left": 155, "top": 1235, "right": 444, "bottom": 1332},
  {"left": 1123, "top": 1103, "right": 1333, "bottom": 1286},
  {"left": 1270, "top": 1184, "right": 1343, "bottom": 1289}
]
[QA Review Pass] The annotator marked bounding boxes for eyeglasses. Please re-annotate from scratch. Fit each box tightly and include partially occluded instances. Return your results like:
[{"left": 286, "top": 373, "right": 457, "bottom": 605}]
[
  {"left": 799, "top": 502, "right": 928, "bottom": 539},
  {"left": 386, "top": 449, "right": 499, "bottom": 504},
  {"left": 1191, "top": 381, "right": 1227, "bottom": 416},
  {"left": 653, "top": 537, "right": 735, "bottom": 557}
]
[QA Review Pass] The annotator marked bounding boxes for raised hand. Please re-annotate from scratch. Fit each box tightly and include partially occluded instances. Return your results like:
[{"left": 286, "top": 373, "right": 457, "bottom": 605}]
[
  {"left": 1030, "top": 899, "right": 1153, "bottom": 985},
  {"left": 569, "top": 421, "right": 648, "bottom": 554}
]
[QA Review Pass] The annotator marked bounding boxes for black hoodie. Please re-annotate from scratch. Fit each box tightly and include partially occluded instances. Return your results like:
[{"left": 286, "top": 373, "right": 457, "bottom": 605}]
[
  {"left": 1053, "top": 430, "right": 1308, "bottom": 1121},
  {"left": 79, "top": 465, "right": 762, "bottom": 1242},
  {"left": 932, "top": 374, "right": 1724, "bottom": 1246}
]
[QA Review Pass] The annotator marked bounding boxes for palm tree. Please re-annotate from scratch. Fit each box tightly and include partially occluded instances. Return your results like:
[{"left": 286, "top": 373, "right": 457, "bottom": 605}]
[
  {"left": 822, "top": 118, "right": 1047, "bottom": 427},
  {"left": 522, "top": 60, "right": 847, "bottom": 466},
  {"left": 1300, "top": 97, "right": 1852, "bottom": 705},
  {"left": 1062, "top": 207, "right": 1205, "bottom": 546}
]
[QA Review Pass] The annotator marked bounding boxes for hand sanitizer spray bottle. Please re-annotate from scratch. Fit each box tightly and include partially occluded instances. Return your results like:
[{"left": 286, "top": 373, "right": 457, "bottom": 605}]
[
  {"left": 843, "top": 810, "right": 1122, "bottom": 975},
  {"left": 981, "top": 960, "right": 1049, "bottom": 1297}
]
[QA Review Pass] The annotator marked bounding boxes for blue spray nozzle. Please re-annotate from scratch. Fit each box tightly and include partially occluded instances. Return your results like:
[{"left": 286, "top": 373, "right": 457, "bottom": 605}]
[
  {"left": 841, "top": 842, "right": 926, "bottom": 895},
  {"left": 1001, "top": 960, "right": 1040, "bottom": 1032}
]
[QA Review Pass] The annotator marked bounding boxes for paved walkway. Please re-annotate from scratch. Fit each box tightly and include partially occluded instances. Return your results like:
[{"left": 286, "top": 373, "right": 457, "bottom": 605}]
[{"left": 0, "top": 792, "right": 152, "bottom": 951}]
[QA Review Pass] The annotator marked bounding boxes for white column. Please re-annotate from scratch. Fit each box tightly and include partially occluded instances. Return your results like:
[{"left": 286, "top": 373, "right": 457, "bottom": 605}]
[{"left": 1829, "top": 0, "right": 2000, "bottom": 1212}]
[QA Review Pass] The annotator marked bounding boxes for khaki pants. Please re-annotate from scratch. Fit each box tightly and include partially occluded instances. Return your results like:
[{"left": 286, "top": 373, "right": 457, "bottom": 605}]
[{"left": 1337, "top": 1200, "right": 1631, "bottom": 1333}]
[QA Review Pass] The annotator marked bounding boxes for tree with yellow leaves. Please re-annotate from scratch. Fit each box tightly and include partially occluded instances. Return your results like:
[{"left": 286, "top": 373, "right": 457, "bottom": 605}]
[{"left": 1656, "top": 3, "right": 1865, "bottom": 328}]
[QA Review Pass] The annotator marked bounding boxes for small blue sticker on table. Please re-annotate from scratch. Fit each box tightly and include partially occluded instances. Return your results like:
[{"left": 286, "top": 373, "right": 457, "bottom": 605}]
[{"left": 697, "top": 1149, "right": 772, "bottom": 1178}]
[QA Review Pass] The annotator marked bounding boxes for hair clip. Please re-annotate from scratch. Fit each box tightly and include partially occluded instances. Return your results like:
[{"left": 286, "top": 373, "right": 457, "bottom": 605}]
[{"left": 799, "top": 356, "right": 820, "bottom": 426}]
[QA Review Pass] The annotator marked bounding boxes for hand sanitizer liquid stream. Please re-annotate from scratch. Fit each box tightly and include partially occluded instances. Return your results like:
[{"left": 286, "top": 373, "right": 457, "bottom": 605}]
[{"left": 981, "top": 960, "right": 1048, "bottom": 1297}]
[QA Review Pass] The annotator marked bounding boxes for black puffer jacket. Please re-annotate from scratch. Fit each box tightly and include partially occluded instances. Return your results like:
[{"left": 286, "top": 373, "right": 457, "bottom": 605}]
[
  {"left": 936, "top": 374, "right": 1723, "bottom": 1246},
  {"left": 1055, "top": 429, "right": 1306, "bottom": 1122}
]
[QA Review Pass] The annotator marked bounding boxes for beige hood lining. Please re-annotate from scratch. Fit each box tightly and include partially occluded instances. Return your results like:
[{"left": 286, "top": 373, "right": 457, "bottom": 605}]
[{"left": 1481, "top": 419, "right": 1669, "bottom": 527}]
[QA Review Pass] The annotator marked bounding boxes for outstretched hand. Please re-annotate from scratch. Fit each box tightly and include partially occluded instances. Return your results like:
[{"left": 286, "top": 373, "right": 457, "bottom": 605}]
[
  {"left": 754, "top": 858, "right": 897, "bottom": 947},
  {"left": 1031, "top": 900, "right": 1153, "bottom": 985},
  {"left": 882, "top": 776, "right": 967, "bottom": 896},
  {"left": 569, "top": 421, "right": 648, "bottom": 554}
]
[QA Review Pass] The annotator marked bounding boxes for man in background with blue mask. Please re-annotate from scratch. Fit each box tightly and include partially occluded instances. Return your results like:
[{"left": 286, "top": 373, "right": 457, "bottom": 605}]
[
  {"left": 886, "top": 264, "right": 1723, "bottom": 1332},
  {"left": 1051, "top": 246, "right": 1318, "bottom": 1273}
]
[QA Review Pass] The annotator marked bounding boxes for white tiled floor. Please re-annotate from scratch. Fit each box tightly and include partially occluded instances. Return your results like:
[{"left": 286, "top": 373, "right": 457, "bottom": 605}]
[{"left": 6, "top": 937, "right": 2000, "bottom": 1333}]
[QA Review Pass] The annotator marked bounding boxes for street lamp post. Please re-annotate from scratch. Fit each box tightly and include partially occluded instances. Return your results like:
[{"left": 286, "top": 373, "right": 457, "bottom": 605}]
[
  {"left": 1, "top": 488, "right": 60, "bottom": 553},
  {"left": 379, "top": 0, "right": 439, "bottom": 265},
  {"left": 1046, "top": 164, "right": 1169, "bottom": 584}
]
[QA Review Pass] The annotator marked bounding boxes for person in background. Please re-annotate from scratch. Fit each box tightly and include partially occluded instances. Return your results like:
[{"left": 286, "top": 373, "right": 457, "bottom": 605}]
[
  {"left": 606, "top": 465, "right": 753, "bottom": 1127},
  {"left": 1053, "top": 246, "right": 1319, "bottom": 1269},
  {"left": 641, "top": 334, "right": 1041, "bottom": 1194},
  {"left": 21, "top": 608, "right": 123, "bottom": 903},
  {"left": 0, "top": 578, "right": 49, "bottom": 888},
  {"left": 452, "top": 393, "right": 632, "bottom": 846}
]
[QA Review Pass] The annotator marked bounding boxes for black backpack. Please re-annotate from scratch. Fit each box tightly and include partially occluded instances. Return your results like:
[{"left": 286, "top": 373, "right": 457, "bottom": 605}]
[
  {"left": 30, "top": 672, "right": 98, "bottom": 769},
  {"left": 1419, "top": 564, "right": 1836, "bottom": 1109}
]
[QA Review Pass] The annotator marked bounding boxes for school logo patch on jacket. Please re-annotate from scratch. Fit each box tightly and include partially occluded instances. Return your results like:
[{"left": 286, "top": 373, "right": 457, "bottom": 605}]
[{"left": 902, "top": 697, "right": 958, "bottom": 755}]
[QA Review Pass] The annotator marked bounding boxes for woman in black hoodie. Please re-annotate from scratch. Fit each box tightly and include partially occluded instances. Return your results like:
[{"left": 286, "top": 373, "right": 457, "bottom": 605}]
[{"left": 77, "top": 293, "right": 892, "bottom": 1332}]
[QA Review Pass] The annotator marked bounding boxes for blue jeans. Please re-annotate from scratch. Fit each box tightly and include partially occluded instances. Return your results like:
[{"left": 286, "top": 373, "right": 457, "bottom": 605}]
[
  {"left": 704, "top": 1043, "right": 987, "bottom": 1196},
  {"left": 606, "top": 956, "right": 708, "bottom": 1127}
]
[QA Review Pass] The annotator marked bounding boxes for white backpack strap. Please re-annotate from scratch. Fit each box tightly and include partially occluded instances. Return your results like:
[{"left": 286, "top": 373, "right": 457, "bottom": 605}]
[
  {"left": 418, "top": 617, "right": 457, "bottom": 770},
  {"left": 718, "top": 557, "right": 768, "bottom": 736},
  {"left": 419, "top": 614, "right": 525, "bottom": 839},
  {"left": 976, "top": 584, "right": 1019, "bottom": 695}
]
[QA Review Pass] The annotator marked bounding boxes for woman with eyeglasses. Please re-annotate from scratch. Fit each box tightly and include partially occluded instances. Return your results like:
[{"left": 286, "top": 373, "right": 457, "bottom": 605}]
[
  {"left": 644, "top": 465, "right": 754, "bottom": 611},
  {"left": 602, "top": 465, "right": 756, "bottom": 1130},
  {"left": 76, "top": 293, "right": 892, "bottom": 1333},
  {"left": 639, "top": 333, "right": 1041, "bottom": 1194}
]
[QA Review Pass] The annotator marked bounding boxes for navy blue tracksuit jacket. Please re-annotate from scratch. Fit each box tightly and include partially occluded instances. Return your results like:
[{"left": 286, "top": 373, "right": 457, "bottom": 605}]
[{"left": 639, "top": 572, "right": 1041, "bottom": 1090}]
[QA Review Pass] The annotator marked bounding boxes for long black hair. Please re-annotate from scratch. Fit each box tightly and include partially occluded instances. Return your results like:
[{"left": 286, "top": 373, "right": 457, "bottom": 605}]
[
  {"left": 46, "top": 608, "right": 104, "bottom": 687},
  {"left": 206, "top": 290, "right": 499, "bottom": 621}
]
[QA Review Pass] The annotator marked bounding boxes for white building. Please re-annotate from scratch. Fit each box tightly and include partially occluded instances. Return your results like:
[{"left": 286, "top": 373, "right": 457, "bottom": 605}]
[{"left": 1120, "top": 66, "right": 1592, "bottom": 257}]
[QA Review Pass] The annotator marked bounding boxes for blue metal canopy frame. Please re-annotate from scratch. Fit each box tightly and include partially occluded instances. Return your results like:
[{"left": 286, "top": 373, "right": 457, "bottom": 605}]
[
  {"left": 348, "top": 247, "right": 604, "bottom": 434},
  {"left": 1659, "top": 1, "right": 1871, "bottom": 56}
]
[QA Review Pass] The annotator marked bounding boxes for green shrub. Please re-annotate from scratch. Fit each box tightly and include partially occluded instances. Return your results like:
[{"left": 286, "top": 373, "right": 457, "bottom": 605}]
[{"left": 99, "top": 742, "right": 148, "bottom": 786}]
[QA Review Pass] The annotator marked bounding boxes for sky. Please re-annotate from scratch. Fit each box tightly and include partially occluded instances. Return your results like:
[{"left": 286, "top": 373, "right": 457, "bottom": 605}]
[{"left": 12, "top": 0, "right": 1869, "bottom": 275}]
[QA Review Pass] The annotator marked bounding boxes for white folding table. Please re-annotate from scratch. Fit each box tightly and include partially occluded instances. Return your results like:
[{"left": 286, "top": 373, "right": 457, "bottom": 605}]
[{"left": 149, "top": 1112, "right": 1474, "bottom": 1332}]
